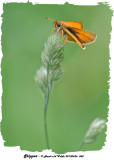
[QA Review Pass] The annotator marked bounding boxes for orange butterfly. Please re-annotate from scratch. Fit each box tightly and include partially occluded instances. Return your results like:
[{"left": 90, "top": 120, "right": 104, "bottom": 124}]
[{"left": 46, "top": 17, "right": 97, "bottom": 49}]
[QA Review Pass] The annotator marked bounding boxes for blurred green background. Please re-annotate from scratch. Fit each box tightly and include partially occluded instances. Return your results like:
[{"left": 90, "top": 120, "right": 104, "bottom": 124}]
[{"left": 1, "top": 2, "right": 112, "bottom": 153}]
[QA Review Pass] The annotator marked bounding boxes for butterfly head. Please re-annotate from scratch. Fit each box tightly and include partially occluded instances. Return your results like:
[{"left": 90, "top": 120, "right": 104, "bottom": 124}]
[{"left": 53, "top": 21, "right": 62, "bottom": 28}]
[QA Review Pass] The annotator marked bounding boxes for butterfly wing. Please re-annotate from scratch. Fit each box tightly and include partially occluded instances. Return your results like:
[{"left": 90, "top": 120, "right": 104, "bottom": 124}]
[
  {"left": 63, "top": 28, "right": 85, "bottom": 49},
  {"left": 72, "top": 28, "right": 97, "bottom": 44},
  {"left": 64, "top": 27, "right": 96, "bottom": 49},
  {"left": 61, "top": 21, "right": 83, "bottom": 29}
]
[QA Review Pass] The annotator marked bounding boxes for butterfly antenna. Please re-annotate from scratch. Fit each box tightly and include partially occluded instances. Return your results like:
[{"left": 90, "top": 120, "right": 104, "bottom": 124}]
[{"left": 46, "top": 17, "right": 54, "bottom": 21}]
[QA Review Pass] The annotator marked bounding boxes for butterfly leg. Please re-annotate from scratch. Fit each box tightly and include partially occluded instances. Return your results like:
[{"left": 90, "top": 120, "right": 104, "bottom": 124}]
[
  {"left": 50, "top": 28, "right": 55, "bottom": 35},
  {"left": 56, "top": 27, "right": 61, "bottom": 34},
  {"left": 63, "top": 37, "right": 67, "bottom": 50},
  {"left": 61, "top": 29, "right": 64, "bottom": 43}
]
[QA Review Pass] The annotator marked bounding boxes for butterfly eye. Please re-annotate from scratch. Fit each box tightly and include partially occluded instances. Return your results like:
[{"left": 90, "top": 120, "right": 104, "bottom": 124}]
[{"left": 57, "top": 23, "right": 61, "bottom": 27}]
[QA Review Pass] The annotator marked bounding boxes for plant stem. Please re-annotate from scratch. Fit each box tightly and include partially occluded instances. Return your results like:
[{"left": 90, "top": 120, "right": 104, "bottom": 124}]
[
  {"left": 35, "top": 34, "right": 64, "bottom": 150},
  {"left": 76, "top": 139, "right": 85, "bottom": 151},
  {"left": 44, "top": 66, "right": 50, "bottom": 149},
  {"left": 44, "top": 93, "right": 50, "bottom": 149}
]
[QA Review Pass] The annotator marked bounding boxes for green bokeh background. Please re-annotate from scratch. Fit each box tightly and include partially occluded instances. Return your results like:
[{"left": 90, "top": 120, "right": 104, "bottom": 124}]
[{"left": 1, "top": 2, "right": 112, "bottom": 153}]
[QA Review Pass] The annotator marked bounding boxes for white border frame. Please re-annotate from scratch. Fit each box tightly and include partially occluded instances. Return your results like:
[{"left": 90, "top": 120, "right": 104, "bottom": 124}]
[{"left": 0, "top": 0, "right": 114, "bottom": 160}]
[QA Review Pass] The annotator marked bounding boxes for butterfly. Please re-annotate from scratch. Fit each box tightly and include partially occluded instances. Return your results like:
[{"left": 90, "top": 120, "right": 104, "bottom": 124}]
[{"left": 46, "top": 17, "right": 97, "bottom": 49}]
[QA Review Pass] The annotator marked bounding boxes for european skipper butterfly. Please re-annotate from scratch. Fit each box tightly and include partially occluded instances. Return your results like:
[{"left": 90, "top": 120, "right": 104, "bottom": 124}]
[{"left": 46, "top": 17, "right": 97, "bottom": 49}]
